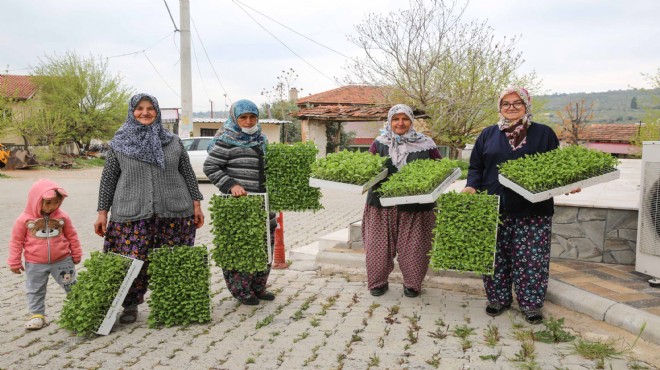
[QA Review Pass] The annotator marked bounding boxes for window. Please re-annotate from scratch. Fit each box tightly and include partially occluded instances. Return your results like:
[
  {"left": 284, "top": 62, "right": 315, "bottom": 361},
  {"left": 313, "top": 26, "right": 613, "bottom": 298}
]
[{"left": 200, "top": 128, "right": 217, "bottom": 137}]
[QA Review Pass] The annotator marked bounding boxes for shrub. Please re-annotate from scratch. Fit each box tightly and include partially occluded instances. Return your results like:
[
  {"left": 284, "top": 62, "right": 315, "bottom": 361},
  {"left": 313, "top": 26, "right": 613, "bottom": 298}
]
[{"left": 266, "top": 142, "right": 323, "bottom": 212}]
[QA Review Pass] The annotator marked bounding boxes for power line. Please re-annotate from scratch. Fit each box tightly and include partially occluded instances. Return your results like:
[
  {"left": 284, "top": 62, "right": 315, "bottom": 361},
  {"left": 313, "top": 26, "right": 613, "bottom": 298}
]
[
  {"left": 190, "top": 37, "right": 212, "bottom": 101},
  {"left": 190, "top": 17, "right": 231, "bottom": 103},
  {"left": 143, "top": 51, "right": 180, "bottom": 97},
  {"left": 162, "top": 0, "right": 179, "bottom": 32},
  {"left": 234, "top": 0, "right": 350, "bottom": 59},
  {"left": 232, "top": 0, "right": 341, "bottom": 87},
  {"left": 106, "top": 32, "right": 175, "bottom": 59}
]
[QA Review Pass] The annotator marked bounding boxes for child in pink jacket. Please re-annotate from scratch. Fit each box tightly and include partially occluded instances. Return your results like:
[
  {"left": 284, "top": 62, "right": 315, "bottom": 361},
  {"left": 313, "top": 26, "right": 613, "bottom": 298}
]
[{"left": 7, "top": 179, "right": 83, "bottom": 330}]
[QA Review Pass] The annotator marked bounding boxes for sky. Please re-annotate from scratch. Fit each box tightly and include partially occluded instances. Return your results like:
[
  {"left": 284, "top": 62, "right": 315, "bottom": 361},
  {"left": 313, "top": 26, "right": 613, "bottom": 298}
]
[{"left": 2, "top": 0, "right": 659, "bottom": 112}]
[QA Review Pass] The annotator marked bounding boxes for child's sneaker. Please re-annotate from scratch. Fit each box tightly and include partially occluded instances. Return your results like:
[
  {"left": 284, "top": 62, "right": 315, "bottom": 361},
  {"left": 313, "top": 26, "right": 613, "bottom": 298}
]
[{"left": 25, "top": 314, "right": 48, "bottom": 330}]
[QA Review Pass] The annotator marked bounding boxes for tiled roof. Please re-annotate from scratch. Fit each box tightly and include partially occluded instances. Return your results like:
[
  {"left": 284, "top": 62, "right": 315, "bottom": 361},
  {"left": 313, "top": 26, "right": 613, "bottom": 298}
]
[
  {"left": 581, "top": 123, "right": 640, "bottom": 142},
  {"left": 0, "top": 74, "right": 36, "bottom": 100},
  {"left": 296, "top": 85, "right": 390, "bottom": 106},
  {"left": 350, "top": 137, "right": 375, "bottom": 146},
  {"left": 295, "top": 105, "right": 391, "bottom": 120}
]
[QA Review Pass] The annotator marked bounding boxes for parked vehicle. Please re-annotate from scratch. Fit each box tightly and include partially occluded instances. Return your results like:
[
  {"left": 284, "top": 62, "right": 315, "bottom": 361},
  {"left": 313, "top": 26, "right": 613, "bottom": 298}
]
[{"left": 182, "top": 137, "right": 213, "bottom": 181}]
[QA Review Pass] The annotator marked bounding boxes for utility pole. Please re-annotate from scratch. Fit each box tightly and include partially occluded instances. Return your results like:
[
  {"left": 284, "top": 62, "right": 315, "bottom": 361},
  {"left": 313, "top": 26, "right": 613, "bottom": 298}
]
[
  {"left": 210, "top": 100, "right": 214, "bottom": 118},
  {"left": 179, "top": 0, "right": 193, "bottom": 138}
]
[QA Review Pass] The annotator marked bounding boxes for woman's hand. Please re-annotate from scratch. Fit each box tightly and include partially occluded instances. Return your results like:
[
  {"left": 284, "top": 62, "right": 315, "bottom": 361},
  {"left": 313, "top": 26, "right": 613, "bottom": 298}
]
[
  {"left": 461, "top": 186, "right": 476, "bottom": 194},
  {"left": 230, "top": 184, "right": 247, "bottom": 197},
  {"left": 94, "top": 211, "right": 108, "bottom": 237},
  {"left": 10, "top": 265, "right": 24, "bottom": 274},
  {"left": 193, "top": 200, "right": 205, "bottom": 229}
]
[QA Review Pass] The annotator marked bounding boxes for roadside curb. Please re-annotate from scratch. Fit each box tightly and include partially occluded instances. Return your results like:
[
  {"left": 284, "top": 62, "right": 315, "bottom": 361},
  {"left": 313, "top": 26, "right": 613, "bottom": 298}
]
[{"left": 547, "top": 279, "right": 660, "bottom": 345}]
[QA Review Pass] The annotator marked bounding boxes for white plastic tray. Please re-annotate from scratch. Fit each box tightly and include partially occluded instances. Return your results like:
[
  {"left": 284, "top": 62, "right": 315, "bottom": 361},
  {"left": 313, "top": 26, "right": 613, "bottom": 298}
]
[
  {"left": 96, "top": 255, "right": 144, "bottom": 335},
  {"left": 498, "top": 168, "right": 621, "bottom": 203},
  {"left": 379, "top": 168, "right": 462, "bottom": 206},
  {"left": 309, "top": 169, "right": 388, "bottom": 194}
]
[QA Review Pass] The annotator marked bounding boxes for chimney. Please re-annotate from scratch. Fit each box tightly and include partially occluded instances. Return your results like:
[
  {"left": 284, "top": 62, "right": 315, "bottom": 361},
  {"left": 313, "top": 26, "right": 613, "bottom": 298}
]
[{"left": 289, "top": 88, "right": 298, "bottom": 102}]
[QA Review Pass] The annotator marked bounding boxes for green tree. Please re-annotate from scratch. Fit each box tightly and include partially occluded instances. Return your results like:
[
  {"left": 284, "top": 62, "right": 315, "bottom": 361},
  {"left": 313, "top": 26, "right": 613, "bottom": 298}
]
[
  {"left": 630, "top": 96, "right": 638, "bottom": 109},
  {"left": 631, "top": 68, "right": 660, "bottom": 148},
  {"left": 260, "top": 68, "right": 302, "bottom": 143},
  {"left": 31, "top": 51, "right": 132, "bottom": 152},
  {"left": 346, "top": 0, "right": 541, "bottom": 158}
]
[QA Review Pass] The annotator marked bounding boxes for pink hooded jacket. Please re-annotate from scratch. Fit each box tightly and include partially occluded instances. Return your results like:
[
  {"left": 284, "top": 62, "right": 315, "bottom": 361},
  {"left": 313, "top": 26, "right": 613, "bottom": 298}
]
[{"left": 7, "top": 179, "right": 83, "bottom": 269}]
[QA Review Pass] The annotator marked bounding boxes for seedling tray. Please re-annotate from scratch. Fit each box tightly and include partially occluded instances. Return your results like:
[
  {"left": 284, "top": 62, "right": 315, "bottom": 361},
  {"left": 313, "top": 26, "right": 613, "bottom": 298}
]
[
  {"left": 431, "top": 194, "right": 499, "bottom": 276},
  {"left": 309, "top": 169, "right": 388, "bottom": 194},
  {"left": 379, "top": 168, "right": 461, "bottom": 206},
  {"left": 96, "top": 254, "right": 143, "bottom": 335},
  {"left": 498, "top": 168, "right": 620, "bottom": 203}
]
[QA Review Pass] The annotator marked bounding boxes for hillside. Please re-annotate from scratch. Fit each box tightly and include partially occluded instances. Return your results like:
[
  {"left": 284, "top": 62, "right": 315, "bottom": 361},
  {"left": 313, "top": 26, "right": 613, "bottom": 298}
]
[{"left": 534, "top": 88, "right": 660, "bottom": 126}]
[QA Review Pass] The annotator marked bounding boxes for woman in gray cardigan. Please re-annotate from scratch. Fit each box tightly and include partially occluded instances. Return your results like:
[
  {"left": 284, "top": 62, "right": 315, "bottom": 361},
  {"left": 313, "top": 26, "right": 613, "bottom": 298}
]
[{"left": 94, "top": 93, "right": 204, "bottom": 324}]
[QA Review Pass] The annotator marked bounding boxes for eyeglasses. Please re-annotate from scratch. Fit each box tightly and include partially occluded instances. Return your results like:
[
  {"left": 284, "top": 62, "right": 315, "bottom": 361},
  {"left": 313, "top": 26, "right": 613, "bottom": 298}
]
[{"left": 500, "top": 101, "right": 525, "bottom": 110}]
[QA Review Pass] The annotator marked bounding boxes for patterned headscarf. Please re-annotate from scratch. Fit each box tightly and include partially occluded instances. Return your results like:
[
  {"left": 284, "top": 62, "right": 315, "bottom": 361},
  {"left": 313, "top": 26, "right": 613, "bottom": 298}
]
[
  {"left": 375, "top": 104, "right": 437, "bottom": 169},
  {"left": 497, "top": 87, "right": 532, "bottom": 151},
  {"left": 110, "top": 93, "right": 174, "bottom": 169},
  {"left": 210, "top": 99, "right": 267, "bottom": 153}
]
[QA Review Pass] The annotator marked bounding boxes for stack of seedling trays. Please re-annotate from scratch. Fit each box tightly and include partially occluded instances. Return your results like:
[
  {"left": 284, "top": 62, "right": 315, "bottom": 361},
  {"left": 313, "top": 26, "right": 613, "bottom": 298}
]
[
  {"left": 430, "top": 192, "right": 500, "bottom": 275},
  {"left": 266, "top": 141, "right": 323, "bottom": 212},
  {"left": 147, "top": 246, "right": 211, "bottom": 328},
  {"left": 498, "top": 145, "right": 621, "bottom": 203},
  {"left": 309, "top": 150, "right": 388, "bottom": 194},
  {"left": 59, "top": 252, "right": 143, "bottom": 336},
  {"left": 378, "top": 159, "right": 461, "bottom": 206},
  {"left": 209, "top": 193, "right": 272, "bottom": 273}
]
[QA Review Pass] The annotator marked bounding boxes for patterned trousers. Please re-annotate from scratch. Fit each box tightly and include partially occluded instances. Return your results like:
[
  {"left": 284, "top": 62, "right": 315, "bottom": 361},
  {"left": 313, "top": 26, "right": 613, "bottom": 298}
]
[
  {"left": 483, "top": 215, "right": 552, "bottom": 312},
  {"left": 103, "top": 216, "right": 197, "bottom": 307},
  {"left": 362, "top": 204, "right": 435, "bottom": 291}
]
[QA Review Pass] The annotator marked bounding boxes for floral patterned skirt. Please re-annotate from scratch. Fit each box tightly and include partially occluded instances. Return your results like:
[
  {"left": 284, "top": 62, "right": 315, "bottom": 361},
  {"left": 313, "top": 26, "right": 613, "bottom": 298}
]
[{"left": 103, "top": 215, "right": 196, "bottom": 307}]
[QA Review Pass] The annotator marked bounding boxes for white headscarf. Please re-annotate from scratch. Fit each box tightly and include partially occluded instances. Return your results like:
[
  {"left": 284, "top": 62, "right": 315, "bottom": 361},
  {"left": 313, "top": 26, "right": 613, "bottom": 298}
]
[{"left": 375, "top": 104, "right": 437, "bottom": 169}]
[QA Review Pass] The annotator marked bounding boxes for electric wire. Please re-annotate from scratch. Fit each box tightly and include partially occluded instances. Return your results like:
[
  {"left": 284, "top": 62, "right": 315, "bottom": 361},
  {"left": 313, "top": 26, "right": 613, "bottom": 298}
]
[
  {"left": 232, "top": 0, "right": 341, "bottom": 87},
  {"left": 233, "top": 0, "right": 350, "bottom": 59},
  {"left": 191, "top": 37, "right": 212, "bottom": 102},
  {"left": 143, "top": 52, "right": 180, "bottom": 97},
  {"left": 190, "top": 17, "right": 231, "bottom": 103},
  {"left": 106, "top": 32, "right": 175, "bottom": 59}
]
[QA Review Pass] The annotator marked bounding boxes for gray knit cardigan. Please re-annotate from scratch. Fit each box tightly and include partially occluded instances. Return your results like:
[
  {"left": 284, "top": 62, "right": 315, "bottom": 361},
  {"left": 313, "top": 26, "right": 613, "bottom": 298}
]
[{"left": 97, "top": 137, "right": 203, "bottom": 222}]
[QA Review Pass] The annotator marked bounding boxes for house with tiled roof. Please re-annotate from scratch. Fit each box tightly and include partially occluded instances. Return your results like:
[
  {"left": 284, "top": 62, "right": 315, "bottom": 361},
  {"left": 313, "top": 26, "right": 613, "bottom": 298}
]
[
  {"left": 561, "top": 123, "right": 641, "bottom": 158},
  {"left": 0, "top": 74, "right": 38, "bottom": 148},
  {"left": 295, "top": 85, "right": 431, "bottom": 156}
]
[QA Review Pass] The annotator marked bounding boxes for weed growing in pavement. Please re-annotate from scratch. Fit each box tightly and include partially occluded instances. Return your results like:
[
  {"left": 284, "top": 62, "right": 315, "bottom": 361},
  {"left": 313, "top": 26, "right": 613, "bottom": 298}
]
[
  {"left": 255, "top": 314, "right": 274, "bottom": 329},
  {"left": 483, "top": 324, "right": 501, "bottom": 347},
  {"left": 293, "top": 329, "right": 310, "bottom": 343},
  {"left": 367, "top": 353, "right": 380, "bottom": 369},
  {"left": 479, "top": 348, "right": 502, "bottom": 362},
  {"left": 533, "top": 316, "right": 575, "bottom": 343},
  {"left": 310, "top": 317, "right": 321, "bottom": 327},
  {"left": 303, "top": 344, "right": 322, "bottom": 366},
  {"left": 435, "top": 318, "right": 445, "bottom": 327},
  {"left": 428, "top": 325, "right": 450, "bottom": 340},
  {"left": 425, "top": 351, "right": 442, "bottom": 368},
  {"left": 510, "top": 339, "right": 536, "bottom": 363},
  {"left": 366, "top": 302, "right": 381, "bottom": 318},
  {"left": 245, "top": 357, "right": 255, "bottom": 364},
  {"left": 572, "top": 337, "right": 624, "bottom": 366},
  {"left": 276, "top": 350, "right": 286, "bottom": 366}
]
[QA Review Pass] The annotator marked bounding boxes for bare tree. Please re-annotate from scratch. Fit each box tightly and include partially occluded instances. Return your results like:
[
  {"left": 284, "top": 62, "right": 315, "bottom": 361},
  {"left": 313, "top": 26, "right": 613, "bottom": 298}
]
[
  {"left": 557, "top": 100, "right": 595, "bottom": 145},
  {"left": 260, "top": 68, "right": 303, "bottom": 143},
  {"left": 345, "top": 0, "right": 540, "bottom": 157}
]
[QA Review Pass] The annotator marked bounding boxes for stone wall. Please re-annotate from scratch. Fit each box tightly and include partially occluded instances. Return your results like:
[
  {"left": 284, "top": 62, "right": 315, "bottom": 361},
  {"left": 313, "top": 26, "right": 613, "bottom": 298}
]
[
  {"left": 551, "top": 206, "right": 638, "bottom": 265},
  {"left": 350, "top": 205, "right": 639, "bottom": 265}
]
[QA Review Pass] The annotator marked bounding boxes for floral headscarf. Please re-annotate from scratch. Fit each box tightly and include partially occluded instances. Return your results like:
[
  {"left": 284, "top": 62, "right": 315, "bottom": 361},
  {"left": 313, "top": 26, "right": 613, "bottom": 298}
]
[
  {"left": 497, "top": 87, "right": 532, "bottom": 151},
  {"left": 375, "top": 104, "right": 437, "bottom": 169},
  {"left": 208, "top": 99, "right": 268, "bottom": 153},
  {"left": 110, "top": 93, "right": 174, "bottom": 169}
]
